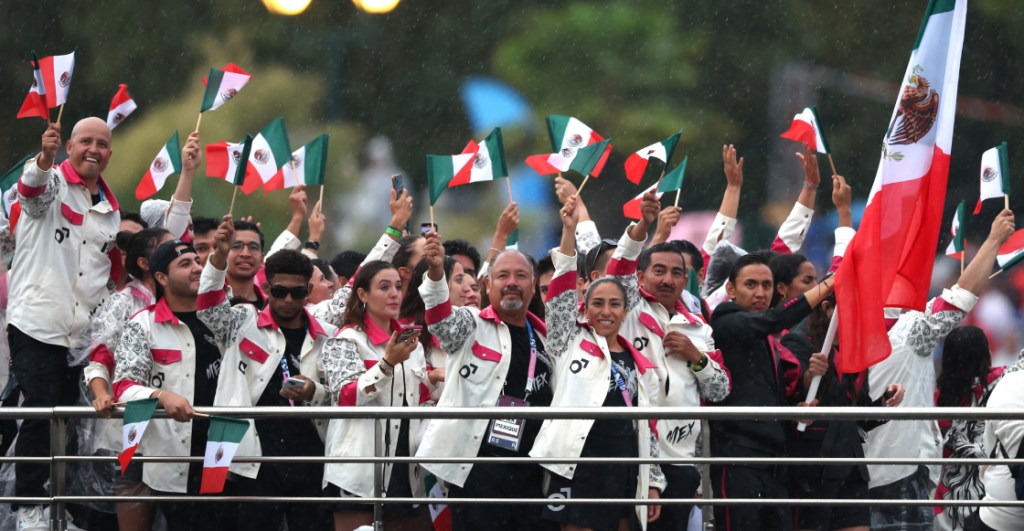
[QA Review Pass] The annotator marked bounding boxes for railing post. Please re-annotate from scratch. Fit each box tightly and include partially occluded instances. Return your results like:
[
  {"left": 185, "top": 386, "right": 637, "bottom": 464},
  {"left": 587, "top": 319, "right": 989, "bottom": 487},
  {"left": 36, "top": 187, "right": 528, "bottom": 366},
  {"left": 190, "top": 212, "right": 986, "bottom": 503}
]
[
  {"left": 701, "top": 419, "right": 714, "bottom": 530},
  {"left": 49, "top": 414, "right": 66, "bottom": 531},
  {"left": 373, "top": 418, "right": 383, "bottom": 531}
]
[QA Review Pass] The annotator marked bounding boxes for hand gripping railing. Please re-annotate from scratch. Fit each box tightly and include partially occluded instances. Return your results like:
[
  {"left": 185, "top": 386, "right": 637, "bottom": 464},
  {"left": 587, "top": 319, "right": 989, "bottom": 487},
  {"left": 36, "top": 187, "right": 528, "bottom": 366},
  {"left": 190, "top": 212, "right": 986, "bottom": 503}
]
[{"left": 4, "top": 406, "right": 1024, "bottom": 530}]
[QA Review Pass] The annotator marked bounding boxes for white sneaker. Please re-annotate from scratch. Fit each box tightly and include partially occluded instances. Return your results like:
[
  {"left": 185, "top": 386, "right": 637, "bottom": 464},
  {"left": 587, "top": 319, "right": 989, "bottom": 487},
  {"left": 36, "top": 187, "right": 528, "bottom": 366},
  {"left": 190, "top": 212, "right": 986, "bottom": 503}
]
[{"left": 16, "top": 505, "right": 48, "bottom": 531}]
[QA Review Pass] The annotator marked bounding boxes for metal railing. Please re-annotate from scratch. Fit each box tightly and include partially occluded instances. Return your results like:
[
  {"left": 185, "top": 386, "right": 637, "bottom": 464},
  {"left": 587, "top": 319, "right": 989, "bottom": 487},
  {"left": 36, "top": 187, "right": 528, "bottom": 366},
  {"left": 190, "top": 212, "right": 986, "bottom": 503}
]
[{"left": 4, "top": 406, "right": 1024, "bottom": 530}]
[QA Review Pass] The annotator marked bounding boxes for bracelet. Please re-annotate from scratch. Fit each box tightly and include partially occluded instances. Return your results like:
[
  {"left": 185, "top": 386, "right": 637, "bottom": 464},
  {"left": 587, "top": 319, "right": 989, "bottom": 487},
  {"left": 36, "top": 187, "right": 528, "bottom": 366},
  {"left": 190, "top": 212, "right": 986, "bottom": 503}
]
[
  {"left": 304, "top": 240, "right": 320, "bottom": 251},
  {"left": 385, "top": 226, "right": 403, "bottom": 238},
  {"left": 803, "top": 180, "right": 818, "bottom": 190},
  {"left": 490, "top": 247, "right": 502, "bottom": 254},
  {"left": 688, "top": 355, "right": 708, "bottom": 372},
  {"left": 155, "top": 390, "right": 164, "bottom": 401}
]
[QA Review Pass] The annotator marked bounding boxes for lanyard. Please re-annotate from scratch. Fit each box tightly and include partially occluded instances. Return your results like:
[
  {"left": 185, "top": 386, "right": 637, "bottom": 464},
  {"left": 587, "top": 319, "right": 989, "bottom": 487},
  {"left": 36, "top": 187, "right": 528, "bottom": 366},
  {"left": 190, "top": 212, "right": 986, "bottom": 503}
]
[
  {"left": 609, "top": 360, "right": 634, "bottom": 408},
  {"left": 524, "top": 320, "right": 539, "bottom": 398},
  {"left": 279, "top": 354, "right": 294, "bottom": 407}
]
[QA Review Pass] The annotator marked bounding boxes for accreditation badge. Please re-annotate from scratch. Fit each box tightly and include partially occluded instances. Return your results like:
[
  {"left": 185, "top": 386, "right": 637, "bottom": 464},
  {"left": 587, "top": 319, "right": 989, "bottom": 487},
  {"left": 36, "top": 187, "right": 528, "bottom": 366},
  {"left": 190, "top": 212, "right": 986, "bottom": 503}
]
[{"left": 486, "top": 395, "right": 528, "bottom": 452}]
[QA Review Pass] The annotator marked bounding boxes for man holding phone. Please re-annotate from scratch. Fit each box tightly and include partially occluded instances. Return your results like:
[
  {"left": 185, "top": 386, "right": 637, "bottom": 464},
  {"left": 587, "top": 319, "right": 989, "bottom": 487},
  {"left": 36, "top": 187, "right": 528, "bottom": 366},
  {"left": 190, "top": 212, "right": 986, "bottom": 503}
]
[{"left": 197, "top": 217, "right": 337, "bottom": 529}]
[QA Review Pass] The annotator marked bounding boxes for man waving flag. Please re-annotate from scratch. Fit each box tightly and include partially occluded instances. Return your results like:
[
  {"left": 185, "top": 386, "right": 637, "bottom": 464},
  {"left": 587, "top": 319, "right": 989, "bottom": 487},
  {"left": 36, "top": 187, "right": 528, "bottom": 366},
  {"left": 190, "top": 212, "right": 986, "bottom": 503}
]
[{"left": 835, "top": 0, "right": 967, "bottom": 373}]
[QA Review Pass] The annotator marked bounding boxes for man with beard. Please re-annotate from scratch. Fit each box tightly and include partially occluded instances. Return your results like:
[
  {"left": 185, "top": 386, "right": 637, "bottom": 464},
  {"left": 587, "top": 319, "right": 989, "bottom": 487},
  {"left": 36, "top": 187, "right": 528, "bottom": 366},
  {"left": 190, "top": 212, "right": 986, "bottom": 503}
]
[
  {"left": 417, "top": 230, "right": 555, "bottom": 531},
  {"left": 197, "top": 219, "right": 335, "bottom": 529},
  {"left": 227, "top": 219, "right": 266, "bottom": 308},
  {"left": 113, "top": 240, "right": 233, "bottom": 530}
]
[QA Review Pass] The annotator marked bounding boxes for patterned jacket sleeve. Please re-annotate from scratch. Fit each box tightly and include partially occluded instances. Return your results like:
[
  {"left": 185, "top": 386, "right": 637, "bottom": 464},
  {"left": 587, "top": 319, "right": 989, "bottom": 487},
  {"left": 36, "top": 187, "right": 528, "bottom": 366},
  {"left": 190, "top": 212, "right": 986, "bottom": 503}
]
[
  {"left": 644, "top": 370, "right": 667, "bottom": 491},
  {"left": 321, "top": 336, "right": 369, "bottom": 407},
  {"left": 893, "top": 284, "right": 978, "bottom": 359},
  {"left": 82, "top": 290, "right": 133, "bottom": 384},
  {"left": 17, "top": 158, "right": 63, "bottom": 219},
  {"left": 544, "top": 249, "right": 580, "bottom": 360},
  {"left": 420, "top": 272, "right": 477, "bottom": 357},
  {"left": 575, "top": 220, "right": 602, "bottom": 256},
  {"left": 313, "top": 232, "right": 399, "bottom": 327},
  {"left": 111, "top": 318, "right": 156, "bottom": 402},
  {"left": 605, "top": 225, "right": 644, "bottom": 313},
  {"left": 769, "top": 202, "right": 814, "bottom": 254},
  {"left": 694, "top": 355, "right": 731, "bottom": 402},
  {"left": 196, "top": 260, "right": 251, "bottom": 349}
]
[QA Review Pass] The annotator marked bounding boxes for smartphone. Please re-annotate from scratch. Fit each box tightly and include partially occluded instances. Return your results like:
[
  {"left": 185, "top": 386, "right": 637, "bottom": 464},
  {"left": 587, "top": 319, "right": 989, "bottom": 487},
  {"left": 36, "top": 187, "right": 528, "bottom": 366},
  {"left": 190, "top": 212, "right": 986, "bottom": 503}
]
[
  {"left": 282, "top": 377, "right": 306, "bottom": 390},
  {"left": 391, "top": 174, "right": 404, "bottom": 196},
  {"left": 420, "top": 222, "right": 437, "bottom": 236},
  {"left": 398, "top": 325, "right": 422, "bottom": 342}
]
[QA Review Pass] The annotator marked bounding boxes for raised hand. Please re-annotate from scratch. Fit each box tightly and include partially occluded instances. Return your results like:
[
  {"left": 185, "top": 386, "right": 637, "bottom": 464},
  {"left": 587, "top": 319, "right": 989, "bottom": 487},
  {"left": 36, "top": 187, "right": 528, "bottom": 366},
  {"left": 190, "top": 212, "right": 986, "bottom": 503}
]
[
  {"left": 289, "top": 184, "right": 309, "bottom": 222},
  {"left": 39, "top": 123, "right": 62, "bottom": 171},
  {"left": 389, "top": 188, "right": 413, "bottom": 232},
  {"left": 211, "top": 214, "right": 235, "bottom": 269},
  {"left": 182, "top": 131, "right": 203, "bottom": 172},
  {"left": 424, "top": 230, "right": 446, "bottom": 281},
  {"left": 722, "top": 144, "right": 744, "bottom": 188},
  {"left": 384, "top": 330, "right": 419, "bottom": 367},
  {"left": 795, "top": 144, "right": 821, "bottom": 188},
  {"left": 560, "top": 194, "right": 580, "bottom": 231},
  {"left": 308, "top": 199, "right": 325, "bottom": 243},
  {"left": 554, "top": 175, "right": 578, "bottom": 204},
  {"left": 496, "top": 202, "right": 520, "bottom": 240},
  {"left": 989, "top": 209, "right": 1016, "bottom": 245}
]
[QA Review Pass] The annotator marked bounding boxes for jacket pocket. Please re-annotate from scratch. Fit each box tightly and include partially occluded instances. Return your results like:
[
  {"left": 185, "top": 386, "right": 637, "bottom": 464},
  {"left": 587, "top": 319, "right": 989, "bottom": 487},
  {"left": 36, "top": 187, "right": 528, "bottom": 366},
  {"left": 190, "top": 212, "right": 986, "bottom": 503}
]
[
  {"left": 239, "top": 337, "right": 270, "bottom": 364},
  {"left": 151, "top": 349, "right": 182, "bottom": 365},
  {"left": 471, "top": 342, "right": 502, "bottom": 363}
]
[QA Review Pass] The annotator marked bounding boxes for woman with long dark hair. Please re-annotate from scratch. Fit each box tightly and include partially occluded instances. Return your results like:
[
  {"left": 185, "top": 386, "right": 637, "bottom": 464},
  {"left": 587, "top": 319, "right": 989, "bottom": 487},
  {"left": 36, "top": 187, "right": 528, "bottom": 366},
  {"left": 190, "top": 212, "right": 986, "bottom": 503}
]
[
  {"left": 934, "top": 325, "right": 1007, "bottom": 530},
  {"left": 321, "top": 260, "right": 432, "bottom": 531}
]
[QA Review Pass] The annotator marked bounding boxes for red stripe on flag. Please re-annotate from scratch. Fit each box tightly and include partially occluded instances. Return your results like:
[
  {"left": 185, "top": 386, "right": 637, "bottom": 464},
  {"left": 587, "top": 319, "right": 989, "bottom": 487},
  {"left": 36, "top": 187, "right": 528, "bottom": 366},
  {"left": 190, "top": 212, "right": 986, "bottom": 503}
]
[
  {"left": 118, "top": 445, "right": 138, "bottom": 475},
  {"left": 623, "top": 153, "right": 647, "bottom": 184},
  {"left": 205, "top": 143, "right": 231, "bottom": 177},
  {"left": 780, "top": 120, "right": 818, "bottom": 151},
  {"left": 135, "top": 171, "right": 158, "bottom": 200},
  {"left": 200, "top": 466, "right": 230, "bottom": 494},
  {"left": 17, "top": 92, "right": 48, "bottom": 120},
  {"left": 525, "top": 154, "right": 561, "bottom": 175}
]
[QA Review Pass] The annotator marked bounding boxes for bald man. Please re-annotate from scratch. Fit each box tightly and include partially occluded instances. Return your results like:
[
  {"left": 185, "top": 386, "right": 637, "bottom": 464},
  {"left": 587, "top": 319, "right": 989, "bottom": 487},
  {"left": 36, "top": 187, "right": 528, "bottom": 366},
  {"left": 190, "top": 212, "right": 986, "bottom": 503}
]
[{"left": 8, "top": 118, "right": 120, "bottom": 528}]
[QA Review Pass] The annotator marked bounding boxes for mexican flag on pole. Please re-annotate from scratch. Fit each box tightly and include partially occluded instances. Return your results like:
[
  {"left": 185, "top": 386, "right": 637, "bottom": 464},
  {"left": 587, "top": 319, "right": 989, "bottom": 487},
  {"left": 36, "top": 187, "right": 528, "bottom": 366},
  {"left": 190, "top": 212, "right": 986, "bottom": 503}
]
[
  {"left": 38, "top": 50, "right": 76, "bottom": 109},
  {"left": 623, "top": 181, "right": 662, "bottom": 221},
  {"left": 526, "top": 115, "right": 611, "bottom": 176},
  {"left": 505, "top": 228, "right": 519, "bottom": 251},
  {"left": 526, "top": 137, "right": 612, "bottom": 177},
  {"left": 265, "top": 134, "right": 329, "bottom": 192},
  {"left": 118, "top": 398, "right": 158, "bottom": 474},
  {"left": 995, "top": 229, "right": 1024, "bottom": 274},
  {"left": 206, "top": 138, "right": 262, "bottom": 195},
  {"left": 835, "top": 0, "right": 966, "bottom": 373},
  {"left": 944, "top": 200, "right": 965, "bottom": 259},
  {"left": 657, "top": 156, "right": 688, "bottom": 194},
  {"left": 107, "top": 84, "right": 137, "bottom": 129},
  {"left": 248, "top": 117, "right": 292, "bottom": 188},
  {"left": 135, "top": 131, "right": 182, "bottom": 200},
  {"left": 425, "top": 472, "right": 452, "bottom": 531},
  {"left": 199, "top": 416, "right": 250, "bottom": 494},
  {"left": 686, "top": 267, "right": 700, "bottom": 300},
  {"left": 17, "top": 53, "right": 48, "bottom": 120},
  {"left": 624, "top": 130, "right": 682, "bottom": 184},
  {"left": 780, "top": 106, "right": 831, "bottom": 154},
  {"left": 973, "top": 142, "right": 1011, "bottom": 214},
  {"left": 200, "top": 63, "right": 251, "bottom": 112},
  {"left": 425, "top": 129, "right": 508, "bottom": 204}
]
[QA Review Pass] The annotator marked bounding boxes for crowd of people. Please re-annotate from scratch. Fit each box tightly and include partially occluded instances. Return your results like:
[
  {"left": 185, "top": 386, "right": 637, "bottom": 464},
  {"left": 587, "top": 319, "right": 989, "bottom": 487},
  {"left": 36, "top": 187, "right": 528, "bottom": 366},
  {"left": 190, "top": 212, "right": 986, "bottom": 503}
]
[{"left": 1, "top": 117, "right": 1022, "bottom": 531}]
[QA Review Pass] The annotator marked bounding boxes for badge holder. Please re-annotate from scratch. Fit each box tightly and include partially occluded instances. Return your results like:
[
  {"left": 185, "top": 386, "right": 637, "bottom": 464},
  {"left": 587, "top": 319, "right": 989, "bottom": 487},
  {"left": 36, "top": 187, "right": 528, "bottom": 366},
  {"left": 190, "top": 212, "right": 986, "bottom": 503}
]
[{"left": 486, "top": 395, "right": 528, "bottom": 452}]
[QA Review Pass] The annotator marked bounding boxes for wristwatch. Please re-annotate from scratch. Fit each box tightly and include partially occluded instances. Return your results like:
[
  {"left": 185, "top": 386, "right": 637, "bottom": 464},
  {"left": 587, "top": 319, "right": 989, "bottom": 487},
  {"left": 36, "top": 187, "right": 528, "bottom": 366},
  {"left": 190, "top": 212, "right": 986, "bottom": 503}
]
[
  {"left": 378, "top": 358, "right": 394, "bottom": 377},
  {"left": 304, "top": 240, "right": 320, "bottom": 251},
  {"left": 688, "top": 355, "right": 709, "bottom": 372}
]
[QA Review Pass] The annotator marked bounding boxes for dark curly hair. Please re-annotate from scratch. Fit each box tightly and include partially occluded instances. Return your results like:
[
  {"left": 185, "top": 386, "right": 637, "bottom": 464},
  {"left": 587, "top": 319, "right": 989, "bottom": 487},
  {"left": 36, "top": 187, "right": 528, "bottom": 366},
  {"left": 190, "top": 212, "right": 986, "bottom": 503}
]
[
  {"left": 443, "top": 239, "right": 481, "bottom": 275},
  {"left": 265, "top": 249, "right": 314, "bottom": 283},
  {"left": 936, "top": 326, "right": 992, "bottom": 408},
  {"left": 233, "top": 220, "right": 265, "bottom": 250}
]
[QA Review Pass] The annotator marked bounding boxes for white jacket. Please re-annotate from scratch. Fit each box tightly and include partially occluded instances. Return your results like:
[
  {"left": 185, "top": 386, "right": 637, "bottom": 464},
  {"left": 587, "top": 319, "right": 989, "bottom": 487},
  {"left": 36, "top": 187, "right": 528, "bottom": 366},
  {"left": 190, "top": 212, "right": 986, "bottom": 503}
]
[
  {"left": 9, "top": 158, "right": 120, "bottom": 348},
  {"left": 321, "top": 318, "right": 428, "bottom": 497},
  {"left": 699, "top": 202, "right": 813, "bottom": 267},
  {"left": 197, "top": 261, "right": 336, "bottom": 480},
  {"left": 112, "top": 299, "right": 207, "bottom": 493},
  {"left": 416, "top": 274, "right": 549, "bottom": 487}
]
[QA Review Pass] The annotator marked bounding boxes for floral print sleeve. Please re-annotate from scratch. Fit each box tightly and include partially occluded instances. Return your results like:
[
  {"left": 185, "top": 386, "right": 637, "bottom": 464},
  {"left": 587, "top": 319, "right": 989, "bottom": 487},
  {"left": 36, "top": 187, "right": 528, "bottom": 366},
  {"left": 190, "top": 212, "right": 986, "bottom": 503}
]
[
  {"left": 895, "top": 292, "right": 973, "bottom": 358},
  {"left": 649, "top": 430, "right": 667, "bottom": 491},
  {"left": 112, "top": 319, "right": 154, "bottom": 401},
  {"left": 321, "top": 336, "right": 367, "bottom": 406},
  {"left": 312, "top": 283, "right": 351, "bottom": 329},
  {"left": 544, "top": 249, "right": 580, "bottom": 360},
  {"left": 18, "top": 170, "right": 63, "bottom": 218},
  {"left": 694, "top": 357, "right": 731, "bottom": 402}
]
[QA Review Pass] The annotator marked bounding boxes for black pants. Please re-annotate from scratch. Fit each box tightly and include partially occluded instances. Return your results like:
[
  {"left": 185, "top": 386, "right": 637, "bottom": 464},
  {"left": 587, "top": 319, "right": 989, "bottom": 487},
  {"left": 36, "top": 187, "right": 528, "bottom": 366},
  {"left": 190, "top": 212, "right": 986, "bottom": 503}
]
[
  {"left": 9, "top": 326, "right": 81, "bottom": 500},
  {"left": 649, "top": 465, "right": 701, "bottom": 531},
  {"left": 235, "top": 461, "right": 330, "bottom": 529},
  {"left": 711, "top": 464, "right": 791, "bottom": 531},
  {"left": 156, "top": 465, "right": 237, "bottom": 531},
  {"left": 448, "top": 461, "right": 556, "bottom": 531}
]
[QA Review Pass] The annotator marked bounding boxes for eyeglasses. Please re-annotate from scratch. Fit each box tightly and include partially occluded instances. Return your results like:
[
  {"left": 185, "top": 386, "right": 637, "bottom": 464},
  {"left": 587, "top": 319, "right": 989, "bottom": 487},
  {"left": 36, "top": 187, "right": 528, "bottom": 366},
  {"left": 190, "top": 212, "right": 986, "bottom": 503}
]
[
  {"left": 269, "top": 285, "right": 309, "bottom": 300},
  {"left": 231, "top": 241, "right": 262, "bottom": 253},
  {"left": 587, "top": 239, "right": 618, "bottom": 277}
]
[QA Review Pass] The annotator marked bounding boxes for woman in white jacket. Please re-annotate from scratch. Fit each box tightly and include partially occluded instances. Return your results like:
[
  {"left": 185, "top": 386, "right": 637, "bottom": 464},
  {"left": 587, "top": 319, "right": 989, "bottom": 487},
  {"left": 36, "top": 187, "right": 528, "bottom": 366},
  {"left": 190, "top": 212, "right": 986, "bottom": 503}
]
[
  {"left": 532, "top": 197, "right": 665, "bottom": 531},
  {"left": 321, "top": 260, "right": 432, "bottom": 531}
]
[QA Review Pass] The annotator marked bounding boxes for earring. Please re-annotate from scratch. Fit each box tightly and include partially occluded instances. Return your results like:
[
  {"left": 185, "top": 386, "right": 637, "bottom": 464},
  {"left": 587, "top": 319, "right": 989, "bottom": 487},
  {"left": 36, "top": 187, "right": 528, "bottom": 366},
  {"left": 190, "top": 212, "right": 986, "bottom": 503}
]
[{"left": 361, "top": 301, "right": 367, "bottom": 310}]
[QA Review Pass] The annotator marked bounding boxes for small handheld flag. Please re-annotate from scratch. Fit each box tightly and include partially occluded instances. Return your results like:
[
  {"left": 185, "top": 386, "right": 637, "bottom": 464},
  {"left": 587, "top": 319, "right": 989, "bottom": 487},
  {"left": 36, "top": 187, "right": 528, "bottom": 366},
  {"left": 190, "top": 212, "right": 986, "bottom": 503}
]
[
  {"left": 17, "top": 53, "right": 48, "bottom": 121},
  {"left": 526, "top": 115, "right": 611, "bottom": 176},
  {"left": 945, "top": 200, "right": 965, "bottom": 260},
  {"left": 623, "top": 181, "right": 662, "bottom": 221},
  {"left": 780, "top": 106, "right": 830, "bottom": 154},
  {"left": 505, "top": 229, "right": 519, "bottom": 251},
  {"left": 991, "top": 229, "right": 1024, "bottom": 279},
  {"left": 199, "top": 416, "right": 250, "bottom": 494},
  {"left": 425, "top": 128, "right": 508, "bottom": 205},
  {"left": 200, "top": 63, "right": 251, "bottom": 113},
  {"left": 135, "top": 131, "right": 183, "bottom": 200},
  {"left": 118, "top": 398, "right": 158, "bottom": 474},
  {"left": 228, "top": 135, "right": 254, "bottom": 217},
  {"left": 247, "top": 117, "right": 292, "bottom": 189},
  {"left": 657, "top": 156, "right": 688, "bottom": 194},
  {"left": 266, "top": 134, "right": 329, "bottom": 192},
  {"left": 624, "top": 130, "right": 682, "bottom": 184},
  {"left": 206, "top": 139, "right": 262, "bottom": 195},
  {"left": 974, "top": 142, "right": 1011, "bottom": 214},
  {"left": 107, "top": 84, "right": 137, "bottom": 129}
]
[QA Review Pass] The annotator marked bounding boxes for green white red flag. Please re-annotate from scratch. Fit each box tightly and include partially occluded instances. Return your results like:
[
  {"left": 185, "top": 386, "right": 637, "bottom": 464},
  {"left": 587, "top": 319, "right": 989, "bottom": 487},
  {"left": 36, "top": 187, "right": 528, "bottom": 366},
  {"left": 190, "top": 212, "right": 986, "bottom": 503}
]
[
  {"left": 944, "top": 200, "right": 965, "bottom": 259},
  {"left": 835, "top": 0, "right": 966, "bottom": 373},
  {"left": 135, "top": 131, "right": 182, "bottom": 200},
  {"left": 200, "top": 63, "right": 251, "bottom": 112},
  {"left": 780, "top": 106, "right": 831, "bottom": 154},
  {"left": 265, "top": 134, "right": 329, "bottom": 192},
  {"left": 118, "top": 398, "right": 158, "bottom": 474},
  {"left": 248, "top": 117, "right": 292, "bottom": 187},
  {"left": 107, "top": 84, "right": 137, "bottom": 129},
  {"left": 623, "top": 181, "right": 662, "bottom": 220},
  {"left": 505, "top": 228, "right": 519, "bottom": 251},
  {"left": 17, "top": 53, "right": 48, "bottom": 120},
  {"left": 525, "top": 115, "right": 611, "bottom": 176},
  {"left": 624, "top": 130, "right": 682, "bottom": 184},
  {"left": 657, "top": 156, "right": 688, "bottom": 194},
  {"left": 199, "top": 416, "right": 250, "bottom": 494},
  {"left": 206, "top": 135, "right": 262, "bottom": 194},
  {"left": 973, "top": 142, "right": 1011, "bottom": 214},
  {"left": 425, "top": 472, "right": 452, "bottom": 531},
  {"left": 425, "top": 128, "right": 508, "bottom": 205},
  {"left": 996, "top": 229, "right": 1024, "bottom": 274}
]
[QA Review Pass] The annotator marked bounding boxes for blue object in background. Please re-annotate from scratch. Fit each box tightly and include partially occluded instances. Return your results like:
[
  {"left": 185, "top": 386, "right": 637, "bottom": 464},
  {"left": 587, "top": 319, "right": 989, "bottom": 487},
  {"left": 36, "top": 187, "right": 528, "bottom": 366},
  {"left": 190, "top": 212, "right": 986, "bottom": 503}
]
[{"left": 460, "top": 77, "right": 533, "bottom": 133}]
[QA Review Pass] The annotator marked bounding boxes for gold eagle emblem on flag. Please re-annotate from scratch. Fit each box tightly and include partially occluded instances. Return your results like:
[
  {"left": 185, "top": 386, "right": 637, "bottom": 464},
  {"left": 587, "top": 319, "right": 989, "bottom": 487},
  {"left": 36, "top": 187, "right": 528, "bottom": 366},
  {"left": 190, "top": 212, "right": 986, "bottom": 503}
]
[{"left": 890, "top": 66, "right": 939, "bottom": 145}]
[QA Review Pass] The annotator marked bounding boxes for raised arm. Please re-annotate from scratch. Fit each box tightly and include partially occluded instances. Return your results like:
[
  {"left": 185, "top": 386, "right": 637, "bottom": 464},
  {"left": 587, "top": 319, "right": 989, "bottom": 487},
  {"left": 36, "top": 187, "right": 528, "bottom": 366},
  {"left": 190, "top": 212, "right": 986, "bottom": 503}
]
[
  {"left": 198, "top": 215, "right": 251, "bottom": 347},
  {"left": 421, "top": 230, "right": 477, "bottom": 354},
  {"left": 18, "top": 123, "right": 64, "bottom": 217},
  {"left": 478, "top": 202, "right": 519, "bottom": 280},
  {"left": 164, "top": 131, "right": 201, "bottom": 239},
  {"left": 544, "top": 197, "right": 581, "bottom": 359},
  {"left": 607, "top": 191, "right": 658, "bottom": 313},
  {"left": 769, "top": 145, "right": 819, "bottom": 254},
  {"left": 556, "top": 175, "right": 601, "bottom": 255},
  {"left": 830, "top": 175, "right": 854, "bottom": 272},
  {"left": 701, "top": 144, "right": 743, "bottom": 264}
]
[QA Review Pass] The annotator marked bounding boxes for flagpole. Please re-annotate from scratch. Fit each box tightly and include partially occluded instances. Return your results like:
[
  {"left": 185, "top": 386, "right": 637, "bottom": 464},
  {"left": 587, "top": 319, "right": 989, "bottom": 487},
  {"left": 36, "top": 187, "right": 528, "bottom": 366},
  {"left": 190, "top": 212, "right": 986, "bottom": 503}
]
[
  {"left": 797, "top": 309, "right": 839, "bottom": 432},
  {"left": 506, "top": 178, "right": 514, "bottom": 203},
  {"left": 674, "top": 189, "right": 682, "bottom": 208},
  {"left": 429, "top": 205, "right": 435, "bottom": 231},
  {"left": 228, "top": 187, "right": 239, "bottom": 218},
  {"left": 192, "top": 412, "right": 211, "bottom": 418},
  {"left": 574, "top": 174, "right": 592, "bottom": 198},
  {"left": 319, "top": 184, "right": 325, "bottom": 208},
  {"left": 194, "top": 112, "right": 203, "bottom": 133},
  {"left": 989, "top": 269, "right": 1003, "bottom": 280},
  {"left": 827, "top": 153, "right": 839, "bottom": 177},
  {"left": 961, "top": 238, "right": 966, "bottom": 276},
  {"left": 1005, "top": 193, "right": 1010, "bottom": 211},
  {"left": 56, "top": 104, "right": 65, "bottom": 125}
]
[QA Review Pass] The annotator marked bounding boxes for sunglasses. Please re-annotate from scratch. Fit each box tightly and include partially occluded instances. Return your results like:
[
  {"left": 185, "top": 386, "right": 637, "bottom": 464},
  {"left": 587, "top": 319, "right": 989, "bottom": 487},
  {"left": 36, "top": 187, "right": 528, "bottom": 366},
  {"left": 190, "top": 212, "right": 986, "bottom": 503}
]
[
  {"left": 588, "top": 239, "right": 618, "bottom": 277},
  {"left": 269, "top": 285, "right": 310, "bottom": 300}
]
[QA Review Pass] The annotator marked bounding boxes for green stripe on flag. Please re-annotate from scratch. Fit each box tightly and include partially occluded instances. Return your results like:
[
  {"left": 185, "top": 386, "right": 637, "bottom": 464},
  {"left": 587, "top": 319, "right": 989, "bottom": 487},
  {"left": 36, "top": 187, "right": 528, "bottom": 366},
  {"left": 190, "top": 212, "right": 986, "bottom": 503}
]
[
  {"left": 546, "top": 115, "right": 571, "bottom": 151},
  {"left": 166, "top": 131, "right": 183, "bottom": 173},
  {"left": 200, "top": 68, "right": 224, "bottom": 112},
  {"left": 998, "top": 141, "right": 1011, "bottom": 197},
  {"left": 208, "top": 415, "right": 250, "bottom": 443},
  {"left": 686, "top": 267, "right": 700, "bottom": 300},
  {"left": 123, "top": 397, "right": 158, "bottom": 425},
  {"left": 305, "top": 134, "right": 329, "bottom": 186},
  {"left": 913, "top": 0, "right": 958, "bottom": 50},
  {"left": 233, "top": 135, "right": 254, "bottom": 187},
  {"left": 485, "top": 128, "right": 509, "bottom": 179},
  {"left": 657, "top": 156, "right": 687, "bottom": 194},
  {"left": 951, "top": 200, "right": 965, "bottom": 253},
  {"left": 662, "top": 130, "right": 683, "bottom": 167},
  {"left": 426, "top": 155, "right": 454, "bottom": 205},
  {"left": 260, "top": 117, "right": 293, "bottom": 168},
  {"left": 1001, "top": 251, "right": 1024, "bottom": 273},
  {"left": 808, "top": 106, "right": 831, "bottom": 154},
  {"left": 506, "top": 228, "right": 519, "bottom": 248},
  {"left": 569, "top": 139, "right": 610, "bottom": 177},
  {"left": 1, "top": 154, "right": 33, "bottom": 192}
]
